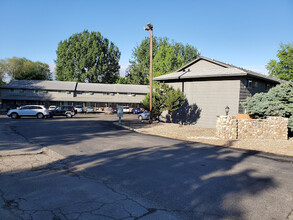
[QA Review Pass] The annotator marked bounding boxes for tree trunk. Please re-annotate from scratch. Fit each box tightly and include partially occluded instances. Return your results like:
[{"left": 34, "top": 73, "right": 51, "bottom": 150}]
[{"left": 170, "top": 111, "right": 173, "bottom": 123}]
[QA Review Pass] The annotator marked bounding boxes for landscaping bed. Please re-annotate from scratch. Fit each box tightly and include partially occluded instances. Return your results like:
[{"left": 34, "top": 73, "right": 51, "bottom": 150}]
[{"left": 122, "top": 121, "right": 293, "bottom": 157}]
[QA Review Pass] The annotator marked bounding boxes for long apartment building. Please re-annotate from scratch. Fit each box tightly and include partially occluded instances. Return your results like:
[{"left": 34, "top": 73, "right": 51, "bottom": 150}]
[{"left": 0, "top": 80, "right": 148, "bottom": 110}]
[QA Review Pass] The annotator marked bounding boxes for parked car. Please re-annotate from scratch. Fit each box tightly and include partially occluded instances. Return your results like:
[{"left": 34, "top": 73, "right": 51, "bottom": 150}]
[
  {"left": 49, "top": 105, "right": 75, "bottom": 118},
  {"left": 48, "top": 105, "right": 57, "bottom": 110},
  {"left": 75, "top": 105, "right": 84, "bottom": 113},
  {"left": 133, "top": 108, "right": 143, "bottom": 114},
  {"left": 85, "top": 106, "right": 95, "bottom": 113},
  {"left": 138, "top": 111, "right": 150, "bottom": 121},
  {"left": 7, "top": 105, "right": 50, "bottom": 119},
  {"left": 123, "top": 106, "right": 130, "bottom": 113},
  {"left": 104, "top": 107, "right": 113, "bottom": 114}
]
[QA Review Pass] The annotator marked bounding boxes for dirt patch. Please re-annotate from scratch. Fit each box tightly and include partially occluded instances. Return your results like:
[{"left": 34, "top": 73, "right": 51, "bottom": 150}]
[
  {"left": 122, "top": 121, "right": 293, "bottom": 157},
  {"left": 0, "top": 148, "right": 64, "bottom": 173}
]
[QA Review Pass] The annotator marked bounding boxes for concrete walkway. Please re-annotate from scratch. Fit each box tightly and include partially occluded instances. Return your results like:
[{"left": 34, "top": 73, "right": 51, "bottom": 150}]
[{"left": 0, "top": 118, "right": 178, "bottom": 220}]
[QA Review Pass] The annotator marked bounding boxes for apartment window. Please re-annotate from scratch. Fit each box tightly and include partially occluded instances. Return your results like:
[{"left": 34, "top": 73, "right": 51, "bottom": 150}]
[
  {"left": 246, "top": 80, "right": 252, "bottom": 88},
  {"left": 252, "top": 81, "right": 258, "bottom": 88},
  {"left": 265, "top": 83, "right": 272, "bottom": 91},
  {"left": 9, "top": 89, "right": 15, "bottom": 93},
  {"left": 246, "top": 79, "right": 258, "bottom": 88}
]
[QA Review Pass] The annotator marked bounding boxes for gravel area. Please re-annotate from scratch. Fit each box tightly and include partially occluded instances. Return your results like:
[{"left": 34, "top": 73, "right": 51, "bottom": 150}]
[{"left": 122, "top": 121, "right": 293, "bottom": 157}]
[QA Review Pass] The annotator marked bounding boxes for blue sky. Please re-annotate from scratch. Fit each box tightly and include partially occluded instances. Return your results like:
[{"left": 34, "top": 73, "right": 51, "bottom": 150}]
[{"left": 0, "top": 0, "right": 292, "bottom": 76}]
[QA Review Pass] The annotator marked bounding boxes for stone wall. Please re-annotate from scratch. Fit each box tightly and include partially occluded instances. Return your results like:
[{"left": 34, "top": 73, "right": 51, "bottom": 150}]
[
  {"left": 216, "top": 116, "right": 288, "bottom": 140},
  {"left": 216, "top": 116, "right": 238, "bottom": 139}
]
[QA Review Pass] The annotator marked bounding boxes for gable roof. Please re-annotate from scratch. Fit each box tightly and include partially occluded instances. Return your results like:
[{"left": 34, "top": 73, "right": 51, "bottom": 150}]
[
  {"left": 154, "top": 56, "right": 282, "bottom": 83},
  {"left": 0, "top": 80, "right": 149, "bottom": 94}
]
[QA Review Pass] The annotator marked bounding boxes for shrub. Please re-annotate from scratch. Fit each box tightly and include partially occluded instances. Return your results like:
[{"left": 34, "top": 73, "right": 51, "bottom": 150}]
[{"left": 242, "top": 82, "right": 293, "bottom": 131}]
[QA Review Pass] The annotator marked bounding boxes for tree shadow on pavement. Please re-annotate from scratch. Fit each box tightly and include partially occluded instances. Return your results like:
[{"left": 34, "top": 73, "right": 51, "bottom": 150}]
[
  {"left": 0, "top": 118, "right": 129, "bottom": 152},
  {"left": 0, "top": 137, "right": 280, "bottom": 219}
]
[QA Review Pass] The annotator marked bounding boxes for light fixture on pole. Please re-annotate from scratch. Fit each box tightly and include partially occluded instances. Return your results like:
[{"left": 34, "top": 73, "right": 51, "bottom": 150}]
[
  {"left": 225, "top": 106, "right": 230, "bottom": 116},
  {"left": 144, "top": 22, "right": 153, "bottom": 124}
]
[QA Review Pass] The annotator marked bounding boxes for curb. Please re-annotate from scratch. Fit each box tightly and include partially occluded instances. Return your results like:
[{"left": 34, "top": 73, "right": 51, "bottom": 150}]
[
  {"left": 113, "top": 122, "right": 138, "bottom": 132},
  {"left": 113, "top": 122, "right": 293, "bottom": 164}
]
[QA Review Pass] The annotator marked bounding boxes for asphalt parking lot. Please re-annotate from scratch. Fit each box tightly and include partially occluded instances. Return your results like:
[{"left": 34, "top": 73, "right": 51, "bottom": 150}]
[{"left": 1, "top": 113, "right": 293, "bottom": 219}]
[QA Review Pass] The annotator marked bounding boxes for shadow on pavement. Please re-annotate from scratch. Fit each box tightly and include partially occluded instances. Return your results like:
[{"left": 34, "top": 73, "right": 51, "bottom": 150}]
[{"left": 0, "top": 137, "right": 277, "bottom": 219}]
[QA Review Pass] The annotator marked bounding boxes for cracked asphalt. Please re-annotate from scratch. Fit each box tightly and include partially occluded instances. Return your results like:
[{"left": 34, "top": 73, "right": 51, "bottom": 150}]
[{"left": 1, "top": 114, "right": 293, "bottom": 220}]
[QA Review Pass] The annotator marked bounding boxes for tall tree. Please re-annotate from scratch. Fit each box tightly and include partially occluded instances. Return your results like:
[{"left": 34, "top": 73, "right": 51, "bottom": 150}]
[
  {"left": 0, "top": 57, "right": 52, "bottom": 81},
  {"left": 55, "top": 30, "right": 121, "bottom": 84},
  {"left": 126, "top": 37, "right": 199, "bottom": 85},
  {"left": 266, "top": 42, "right": 293, "bottom": 81},
  {"left": 153, "top": 43, "right": 184, "bottom": 78},
  {"left": 0, "top": 60, "right": 5, "bottom": 84},
  {"left": 125, "top": 37, "right": 160, "bottom": 85}
]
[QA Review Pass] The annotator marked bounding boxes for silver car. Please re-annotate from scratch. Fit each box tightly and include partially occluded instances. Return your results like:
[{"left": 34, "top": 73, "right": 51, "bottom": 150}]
[
  {"left": 138, "top": 111, "right": 150, "bottom": 121},
  {"left": 7, "top": 105, "right": 50, "bottom": 119},
  {"left": 86, "top": 106, "right": 95, "bottom": 113}
]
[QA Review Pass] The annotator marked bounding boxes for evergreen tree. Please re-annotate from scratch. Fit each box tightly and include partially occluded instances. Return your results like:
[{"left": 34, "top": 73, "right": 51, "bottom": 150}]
[
  {"left": 242, "top": 82, "right": 293, "bottom": 131},
  {"left": 142, "top": 83, "right": 185, "bottom": 121}
]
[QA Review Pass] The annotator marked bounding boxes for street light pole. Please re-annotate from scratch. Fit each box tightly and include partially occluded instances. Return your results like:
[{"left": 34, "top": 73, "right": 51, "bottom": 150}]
[{"left": 144, "top": 23, "right": 153, "bottom": 124}]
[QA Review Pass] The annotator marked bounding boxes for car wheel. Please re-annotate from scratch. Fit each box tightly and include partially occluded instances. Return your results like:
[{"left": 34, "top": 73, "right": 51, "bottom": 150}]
[
  {"left": 36, "top": 113, "right": 44, "bottom": 119},
  {"left": 11, "top": 112, "right": 19, "bottom": 119},
  {"left": 66, "top": 113, "right": 72, "bottom": 118},
  {"left": 139, "top": 116, "right": 143, "bottom": 121}
]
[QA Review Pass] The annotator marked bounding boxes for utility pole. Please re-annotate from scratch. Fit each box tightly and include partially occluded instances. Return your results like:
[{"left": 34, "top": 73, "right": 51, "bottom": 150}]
[{"left": 144, "top": 23, "right": 153, "bottom": 124}]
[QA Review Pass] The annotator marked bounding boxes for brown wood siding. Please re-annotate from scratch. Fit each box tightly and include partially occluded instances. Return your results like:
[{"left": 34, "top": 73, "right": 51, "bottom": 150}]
[{"left": 239, "top": 77, "right": 279, "bottom": 113}]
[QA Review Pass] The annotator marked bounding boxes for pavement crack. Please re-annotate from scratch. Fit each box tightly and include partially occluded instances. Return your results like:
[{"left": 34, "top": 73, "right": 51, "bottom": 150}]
[
  {"left": 0, "top": 151, "right": 45, "bottom": 158},
  {"left": 287, "top": 208, "right": 293, "bottom": 220},
  {"left": 134, "top": 208, "right": 157, "bottom": 219}
]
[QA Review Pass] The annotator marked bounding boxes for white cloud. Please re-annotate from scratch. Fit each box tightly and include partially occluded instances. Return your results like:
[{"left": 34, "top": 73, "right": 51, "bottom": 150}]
[
  {"left": 48, "top": 63, "right": 56, "bottom": 73},
  {"left": 119, "top": 62, "right": 130, "bottom": 77},
  {"left": 48, "top": 63, "right": 56, "bottom": 80}
]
